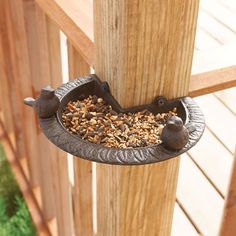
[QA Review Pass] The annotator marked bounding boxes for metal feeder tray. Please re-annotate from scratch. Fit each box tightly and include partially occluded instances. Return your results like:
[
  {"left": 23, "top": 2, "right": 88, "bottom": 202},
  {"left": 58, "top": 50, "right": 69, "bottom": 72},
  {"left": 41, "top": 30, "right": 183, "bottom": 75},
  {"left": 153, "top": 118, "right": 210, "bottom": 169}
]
[{"left": 24, "top": 74, "right": 205, "bottom": 165}]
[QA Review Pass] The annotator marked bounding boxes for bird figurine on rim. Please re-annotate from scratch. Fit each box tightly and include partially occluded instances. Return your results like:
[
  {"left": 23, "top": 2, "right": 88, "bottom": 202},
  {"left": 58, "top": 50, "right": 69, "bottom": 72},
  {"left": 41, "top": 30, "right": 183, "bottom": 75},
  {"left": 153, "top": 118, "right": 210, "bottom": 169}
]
[
  {"left": 160, "top": 115, "right": 189, "bottom": 150},
  {"left": 24, "top": 86, "right": 59, "bottom": 119}
]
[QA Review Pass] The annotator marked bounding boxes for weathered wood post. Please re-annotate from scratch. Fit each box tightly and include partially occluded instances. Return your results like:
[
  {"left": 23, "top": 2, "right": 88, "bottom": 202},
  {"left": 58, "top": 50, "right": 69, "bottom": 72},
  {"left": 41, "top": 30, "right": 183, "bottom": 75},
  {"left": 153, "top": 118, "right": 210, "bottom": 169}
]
[{"left": 94, "top": 1, "right": 199, "bottom": 235}]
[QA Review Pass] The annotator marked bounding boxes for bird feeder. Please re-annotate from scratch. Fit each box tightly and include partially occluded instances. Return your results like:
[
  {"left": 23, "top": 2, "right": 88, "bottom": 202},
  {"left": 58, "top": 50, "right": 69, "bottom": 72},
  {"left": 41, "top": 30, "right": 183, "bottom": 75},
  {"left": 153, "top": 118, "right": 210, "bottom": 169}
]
[{"left": 24, "top": 74, "right": 205, "bottom": 165}]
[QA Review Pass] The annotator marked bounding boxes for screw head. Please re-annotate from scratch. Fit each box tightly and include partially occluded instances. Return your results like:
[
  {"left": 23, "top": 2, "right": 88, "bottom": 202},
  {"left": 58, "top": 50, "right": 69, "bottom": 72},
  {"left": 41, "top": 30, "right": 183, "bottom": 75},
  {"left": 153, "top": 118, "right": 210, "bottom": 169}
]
[
  {"left": 154, "top": 96, "right": 167, "bottom": 107},
  {"left": 101, "top": 82, "right": 110, "bottom": 93}
]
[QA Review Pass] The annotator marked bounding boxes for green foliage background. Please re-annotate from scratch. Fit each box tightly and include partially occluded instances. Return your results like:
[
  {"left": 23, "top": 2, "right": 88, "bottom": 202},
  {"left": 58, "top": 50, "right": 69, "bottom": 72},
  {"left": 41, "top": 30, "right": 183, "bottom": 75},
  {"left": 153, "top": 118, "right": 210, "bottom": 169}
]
[{"left": 0, "top": 144, "right": 36, "bottom": 236}]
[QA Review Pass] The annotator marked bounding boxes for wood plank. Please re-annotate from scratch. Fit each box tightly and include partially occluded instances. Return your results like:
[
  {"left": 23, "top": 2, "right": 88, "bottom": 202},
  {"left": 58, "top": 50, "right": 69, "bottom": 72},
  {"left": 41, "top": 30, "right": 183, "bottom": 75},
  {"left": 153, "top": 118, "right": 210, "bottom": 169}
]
[
  {"left": 94, "top": 1, "right": 199, "bottom": 235},
  {"left": 0, "top": 0, "right": 25, "bottom": 156},
  {"left": 20, "top": 157, "right": 30, "bottom": 181},
  {"left": 177, "top": 154, "right": 224, "bottom": 236},
  {"left": 194, "top": 94, "right": 236, "bottom": 153},
  {"left": 68, "top": 42, "right": 91, "bottom": 77},
  {"left": 171, "top": 203, "right": 199, "bottom": 236},
  {"left": 35, "top": 0, "right": 94, "bottom": 66},
  {"left": 47, "top": 18, "right": 74, "bottom": 236},
  {"left": 0, "top": 120, "right": 51, "bottom": 236},
  {"left": 220, "top": 149, "right": 236, "bottom": 236},
  {"left": 188, "top": 128, "right": 233, "bottom": 196},
  {"left": 192, "top": 43, "right": 236, "bottom": 74},
  {"left": 23, "top": 1, "right": 58, "bottom": 222},
  {"left": 67, "top": 42, "right": 93, "bottom": 236},
  {"left": 215, "top": 87, "right": 236, "bottom": 115},
  {"left": 189, "top": 66, "right": 236, "bottom": 97},
  {"left": 6, "top": 0, "right": 36, "bottom": 165},
  {"left": 72, "top": 159, "right": 93, "bottom": 236},
  {"left": 49, "top": 149, "right": 74, "bottom": 236},
  {"left": 201, "top": 0, "right": 236, "bottom": 33},
  {"left": 53, "top": 0, "right": 93, "bottom": 40},
  {"left": 194, "top": 26, "right": 221, "bottom": 51},
  {"left": 0, "top": 36, "right": 16, "bottom": 148},
  {"left": 24, "top": 3, "right": 74, "bottom": 233},
  {"left": 32, "top": 187, "right": 43, "bottom": 213},
  {"left": 0, "top": 0, "right": 42, "bottom": 187},
  {"left": 218, "top": 0, "right": 236, "bottom": 14},
  {"left": 197, "top": 10, "right": 236, "bottom": 45}
]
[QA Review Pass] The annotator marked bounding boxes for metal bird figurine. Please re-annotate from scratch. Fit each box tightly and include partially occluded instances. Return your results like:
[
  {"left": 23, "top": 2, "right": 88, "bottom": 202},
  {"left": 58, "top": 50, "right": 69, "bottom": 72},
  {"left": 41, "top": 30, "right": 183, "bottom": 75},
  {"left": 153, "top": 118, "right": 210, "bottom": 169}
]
[
  {"left": 160, "top": 115, "right": 189, "bottom": 150},
  {"left": 24, "top": 86, "right": 60, "bottom": 118}
]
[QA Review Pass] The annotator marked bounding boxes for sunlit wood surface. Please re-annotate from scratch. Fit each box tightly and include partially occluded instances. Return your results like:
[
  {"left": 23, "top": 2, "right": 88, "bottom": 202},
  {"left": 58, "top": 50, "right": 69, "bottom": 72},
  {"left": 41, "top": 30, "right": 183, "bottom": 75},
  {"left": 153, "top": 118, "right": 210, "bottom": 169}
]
[{"left": 172, "top": 0, "right": 236, "bottom": 235}]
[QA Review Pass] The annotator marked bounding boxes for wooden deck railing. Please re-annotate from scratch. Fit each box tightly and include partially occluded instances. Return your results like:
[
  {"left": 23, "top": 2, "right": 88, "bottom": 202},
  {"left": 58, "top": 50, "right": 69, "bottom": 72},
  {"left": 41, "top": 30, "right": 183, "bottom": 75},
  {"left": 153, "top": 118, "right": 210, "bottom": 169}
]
[{"left": 0, "top": 0, "right": 236, "bottom": 235}]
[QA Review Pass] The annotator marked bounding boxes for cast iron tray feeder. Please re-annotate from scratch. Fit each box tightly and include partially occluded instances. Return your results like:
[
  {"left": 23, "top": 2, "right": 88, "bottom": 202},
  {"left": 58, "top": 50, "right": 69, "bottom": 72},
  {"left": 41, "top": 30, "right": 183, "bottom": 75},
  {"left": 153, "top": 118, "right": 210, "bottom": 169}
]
[{"left": 24, "top": 74, "right": 205, "bottom": 165}]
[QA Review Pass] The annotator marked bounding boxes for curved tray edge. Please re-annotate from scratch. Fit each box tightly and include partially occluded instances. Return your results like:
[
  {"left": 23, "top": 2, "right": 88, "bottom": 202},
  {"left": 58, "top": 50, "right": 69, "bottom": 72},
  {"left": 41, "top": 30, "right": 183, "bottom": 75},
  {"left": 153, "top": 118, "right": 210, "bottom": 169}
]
[{"left": 39, "top": 77, "right": 205, "bottom": 165}]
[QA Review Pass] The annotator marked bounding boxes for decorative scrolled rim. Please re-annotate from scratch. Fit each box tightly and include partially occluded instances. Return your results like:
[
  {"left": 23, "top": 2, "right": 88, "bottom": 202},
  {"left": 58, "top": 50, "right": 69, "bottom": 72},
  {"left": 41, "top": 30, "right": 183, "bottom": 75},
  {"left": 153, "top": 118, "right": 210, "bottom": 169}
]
[{"left": 39, "top": 75, "right": 205, "bottom": 165}]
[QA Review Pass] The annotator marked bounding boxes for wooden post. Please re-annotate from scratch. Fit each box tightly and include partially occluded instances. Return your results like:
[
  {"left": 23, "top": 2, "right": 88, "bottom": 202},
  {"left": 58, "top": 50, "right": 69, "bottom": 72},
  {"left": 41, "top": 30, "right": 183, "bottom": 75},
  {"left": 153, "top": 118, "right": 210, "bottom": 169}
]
[
  {"left": 94, "top": 1, "right": 199, "bottom": 235},
  {"left": 68, "top": 42, "right": 94, "bottom": 236},
  {"left": 220, "top": 149, "right": 236, "bottom": 236}
]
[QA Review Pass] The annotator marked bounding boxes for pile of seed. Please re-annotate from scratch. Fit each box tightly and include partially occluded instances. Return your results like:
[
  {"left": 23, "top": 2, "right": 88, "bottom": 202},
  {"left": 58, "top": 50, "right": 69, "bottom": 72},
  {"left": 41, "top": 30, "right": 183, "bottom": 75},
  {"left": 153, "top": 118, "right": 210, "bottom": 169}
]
[{"left": 62, "top": 95, "right": 177, "bottom": 148}]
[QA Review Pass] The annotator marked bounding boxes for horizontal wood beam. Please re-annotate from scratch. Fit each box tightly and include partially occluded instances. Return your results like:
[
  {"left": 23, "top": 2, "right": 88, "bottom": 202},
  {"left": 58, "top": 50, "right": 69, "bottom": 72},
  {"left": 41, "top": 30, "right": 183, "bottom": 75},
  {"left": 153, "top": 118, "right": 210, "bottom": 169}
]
[
  {"left": 35, "top": 0, "right": 94, "bottom": 66},
  {"left": 189, "top": 66, "right": 236, "bottom": 97},
  {"left": 0, "top": 119, "right": 51, "bottom": 236},
  {"left": 35, "top": 0, "right": 236, "bottom": 97}
]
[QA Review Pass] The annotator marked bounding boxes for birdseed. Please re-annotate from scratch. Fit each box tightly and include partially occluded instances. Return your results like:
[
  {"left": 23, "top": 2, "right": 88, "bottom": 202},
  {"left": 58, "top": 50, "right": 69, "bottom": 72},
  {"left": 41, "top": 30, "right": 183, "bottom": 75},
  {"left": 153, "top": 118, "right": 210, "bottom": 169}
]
[{"left": 62, "top": 95, "right": 177, "bottom": 148}]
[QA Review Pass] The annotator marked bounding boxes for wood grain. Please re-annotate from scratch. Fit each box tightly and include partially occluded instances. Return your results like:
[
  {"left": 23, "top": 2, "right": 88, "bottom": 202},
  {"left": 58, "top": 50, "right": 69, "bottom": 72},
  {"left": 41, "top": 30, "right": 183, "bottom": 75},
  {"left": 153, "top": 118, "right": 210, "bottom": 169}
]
[
  {"left": 220, "top": 149, "right": 236, "bottom": 236},
  {"left": 94, "top": 0, "right": 199, "bottom": 235},
  {"left": 0, "top": 0, "right": 42, "bottom": 187},
  {"left": 189, "top": 66, "right": 236, "bottom": 97},
  {"left": 35, "top": 0, "right": 236, "bottom": 98},
  {"left": 177, "top": 154, "right": 224, "bottom": 236},
  {"left": 53, "top": 0, "right": 93, "bottom": 40},
  {"left": 96, "top": 162, "right": 180, "bottom": 236},
  {"left": 35, "top": 0, "right": 94, "bottom": 66},
  {"left": 73, "top": 159, "right": 93, "bottom": 236},
  {"left": 0, "top": 35, "right": 16, "bottom": 148},
  {"left": 24, "top": 2, "right": 74, "bottom": 233},
  {"left": 68, "top": 42, "right": 91, "bottom": 77},
  {"left": 23, "top": 2, "right": 57, "bottom": 221},
  {"left": 47, "top": 18, "right": 74, "bottom": 236},
  {"left": 94, "top": 0, "right": 200, "bottom": 107},
  {"left": 68, "top": 42, "right": 94, "bottom": 236}
]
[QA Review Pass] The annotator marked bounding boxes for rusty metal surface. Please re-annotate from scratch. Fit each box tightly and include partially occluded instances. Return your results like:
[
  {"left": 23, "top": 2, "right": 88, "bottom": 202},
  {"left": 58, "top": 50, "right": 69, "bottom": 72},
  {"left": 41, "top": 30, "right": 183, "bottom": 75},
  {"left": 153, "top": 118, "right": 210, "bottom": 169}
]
[{"left": 34, "top": 74, "right": 205, "bottom": 165}]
